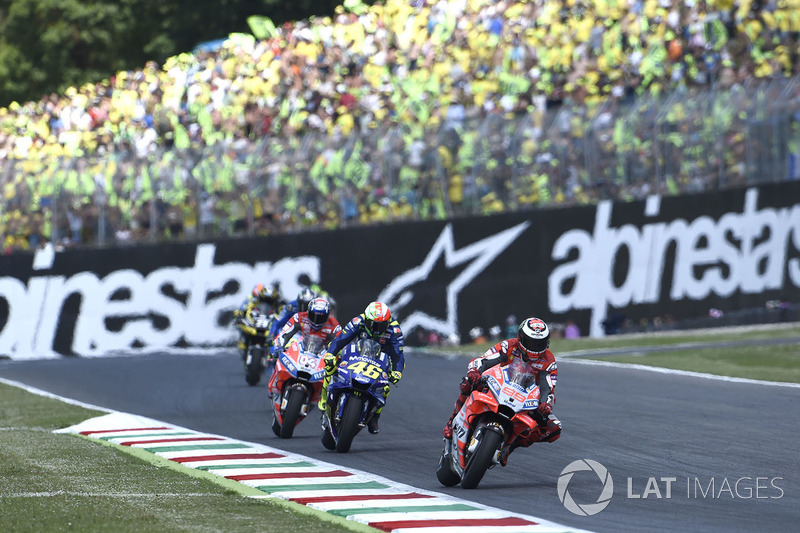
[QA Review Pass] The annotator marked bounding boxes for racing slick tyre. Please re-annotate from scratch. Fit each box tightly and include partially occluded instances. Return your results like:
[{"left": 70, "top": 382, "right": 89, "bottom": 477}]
[
  {"left": 321, "top": 424, "right": 336, "bottom": 450},
  {"left": 244, "top": 349, "right": 263, "bottom": 386},
  {"left": 335, "top": 396, "right": 364, "bottom": 453},
  {"left": 279, "top": 388, "right": 307, "bottom": 439},
  {"left": 461, "top": 427, "right": 503, "bottom": 489},
  {"left": 436, "top": 449, "right": 461, "bottom": 487}
]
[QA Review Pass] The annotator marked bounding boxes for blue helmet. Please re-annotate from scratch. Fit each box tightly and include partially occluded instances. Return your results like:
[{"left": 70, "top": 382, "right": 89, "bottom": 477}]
[{"left": 307, "top": 298, "right": 330, "bottom": 329}]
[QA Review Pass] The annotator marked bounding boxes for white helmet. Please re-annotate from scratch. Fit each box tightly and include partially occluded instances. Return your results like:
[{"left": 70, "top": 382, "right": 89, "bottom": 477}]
[{"left": 518, "top": 317, "right": 550, "bottom": 359}]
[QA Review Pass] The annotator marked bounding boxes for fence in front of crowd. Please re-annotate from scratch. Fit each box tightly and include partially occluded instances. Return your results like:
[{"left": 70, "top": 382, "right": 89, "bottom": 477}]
[{"left": 2, "top": 75, "right": 800, "bottom": 250}]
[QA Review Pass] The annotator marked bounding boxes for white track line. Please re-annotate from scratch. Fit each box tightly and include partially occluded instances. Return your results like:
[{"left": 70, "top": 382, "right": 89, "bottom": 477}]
[
  {"left": 562, "top": 358, "right": 800, "bottom": 388},
  {"left": 0, "top": 376, "right": 115, "bottom": 411}
]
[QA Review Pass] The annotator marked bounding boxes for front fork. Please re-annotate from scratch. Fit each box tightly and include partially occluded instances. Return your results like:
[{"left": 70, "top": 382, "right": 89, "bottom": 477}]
[
  {"left": 278, "top": 383, "right": 311, "bottom": 415},
  {"left": 467, "top": 421, "right": 506, "bottom": 467}
]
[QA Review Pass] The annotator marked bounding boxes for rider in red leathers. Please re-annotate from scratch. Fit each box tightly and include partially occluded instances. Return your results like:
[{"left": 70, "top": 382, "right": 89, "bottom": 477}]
[
  {"left": 442, "top": 317, "right": 562, "bottom": 466},
  {"left": 270, "top": 297, "right": 341, "bottom": 356}
]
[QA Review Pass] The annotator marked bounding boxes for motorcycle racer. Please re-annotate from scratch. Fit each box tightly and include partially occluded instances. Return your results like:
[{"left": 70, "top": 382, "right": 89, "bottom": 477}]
[
  {"left": 298, "top": 274, "right": 338, "bottom": 318},
  {"left": 318, "top": 301, "right": 404, "bottom": 434},
  {"left": 442, "top": 317, "right": 562, "bottom": 466},
  {"left": 270, "top": 298, "right": 341, "bottom": 356},
  {"left": 269, "top": 287, "right": 317, "bottom": 339},
  {"left": 234, "top": 283, "right": 285, "bottom": 359}
]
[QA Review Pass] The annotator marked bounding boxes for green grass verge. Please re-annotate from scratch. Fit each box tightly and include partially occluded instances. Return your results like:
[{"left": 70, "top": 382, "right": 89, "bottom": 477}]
[
  {"left": 597, "top": 343, "right": 800, "bottom": 383},
  {"left": 0, "top": 382, "right": 375, "bottom": 533}
]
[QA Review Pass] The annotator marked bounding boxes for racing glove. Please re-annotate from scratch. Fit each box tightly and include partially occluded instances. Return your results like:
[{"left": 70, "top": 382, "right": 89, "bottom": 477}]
[
  {"left": 538, "top": 402, "right": 552, "bottom": 416},
  {"left": 323, "top": 353, "right": 337, "bottom": 375},
  {"left": 269, "top": 345, "right": 282, "bottom": 358},
  {"left": 388, "top": 370, "right": 402, "bottom": 384},
  {"left": 460, "top": 369, "right": 482, "bottom": 394}
]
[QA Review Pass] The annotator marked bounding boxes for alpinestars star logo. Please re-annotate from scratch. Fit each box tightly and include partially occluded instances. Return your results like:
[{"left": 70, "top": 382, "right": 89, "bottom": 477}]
[{"left": 378, "top": 221, "right": 530, "bottom": 339}]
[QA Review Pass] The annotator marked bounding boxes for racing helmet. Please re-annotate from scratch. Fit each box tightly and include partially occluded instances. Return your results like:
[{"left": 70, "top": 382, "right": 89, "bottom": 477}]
[
  {"left": 252, "top": 283, "right": 267, "bottom": 300},
  {"left": 266, "top": 282, "right": 282, "bottom": 302},
  {"left": 307, "top": 298, "right": 330, "bottom": 329},
  {"left": 296, "top": 288, "right": 316, "bottom": 313},
  {"left": 363, "top": 301, "right": 391, "bottom": 337},
  {"left": 518, "top": 317, "right": 550, "bottom": 360}
]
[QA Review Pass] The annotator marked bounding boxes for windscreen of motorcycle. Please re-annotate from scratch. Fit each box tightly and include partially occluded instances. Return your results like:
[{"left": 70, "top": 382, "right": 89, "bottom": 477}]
[
  {"left": 505, "top": 357, "right": 537, "bottom": 390},
  {"left": 357, "top": 338, "right": 383, "bottom": 361},
  {"left": 302, "top": 335, "right": 324, "bottom": 355}
]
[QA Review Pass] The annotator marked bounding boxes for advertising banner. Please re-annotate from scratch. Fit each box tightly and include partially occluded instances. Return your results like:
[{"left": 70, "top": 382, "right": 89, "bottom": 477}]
[{"left": 2, "top": 182, "right": 798, "bottom": 358}]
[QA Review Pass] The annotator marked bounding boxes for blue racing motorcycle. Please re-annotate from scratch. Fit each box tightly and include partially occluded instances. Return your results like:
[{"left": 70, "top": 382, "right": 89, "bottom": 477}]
[{"left": 320, "top": 338, "right": 390, "bottom": 453}]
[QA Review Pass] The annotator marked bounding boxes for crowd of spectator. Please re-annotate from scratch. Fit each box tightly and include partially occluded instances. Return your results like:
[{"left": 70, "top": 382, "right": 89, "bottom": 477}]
[{"left": 2, "top": 0, "right": 800, "bottom": 253}]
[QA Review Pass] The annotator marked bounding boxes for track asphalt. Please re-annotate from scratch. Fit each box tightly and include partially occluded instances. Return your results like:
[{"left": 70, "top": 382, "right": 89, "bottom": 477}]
[{"left": 1, "top": 349, "right": 798, "bottom": 532}]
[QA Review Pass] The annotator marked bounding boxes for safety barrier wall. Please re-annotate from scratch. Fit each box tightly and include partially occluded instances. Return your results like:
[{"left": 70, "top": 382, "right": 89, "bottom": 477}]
[{"left": 1, "top": 180, "right": 799, "bottom": 359}]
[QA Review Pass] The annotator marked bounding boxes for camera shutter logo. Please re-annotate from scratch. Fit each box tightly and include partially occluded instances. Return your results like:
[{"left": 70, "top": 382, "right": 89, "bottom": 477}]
[{"left": 557, "top": 459, "right": 614, "bottom": 516}]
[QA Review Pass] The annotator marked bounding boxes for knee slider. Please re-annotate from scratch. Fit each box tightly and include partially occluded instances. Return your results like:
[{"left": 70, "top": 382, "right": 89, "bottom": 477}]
[{"left": 541, "top": 416, "right": 562, "bottom": 442}]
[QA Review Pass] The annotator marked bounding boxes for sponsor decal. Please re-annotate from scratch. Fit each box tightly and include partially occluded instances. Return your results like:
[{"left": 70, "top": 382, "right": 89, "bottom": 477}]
[
  {"left": 0, "top": 244, "right": 319, "bottom": 358},
  {"left": 549, "top": 189, "right": 800, "bottom": 336},
  {"left": 379, "top": 221, "right": 530, "bottom": 340}
]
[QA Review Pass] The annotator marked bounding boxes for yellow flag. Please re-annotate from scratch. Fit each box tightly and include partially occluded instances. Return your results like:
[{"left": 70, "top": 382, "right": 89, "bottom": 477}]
[{"left": 247, "top": 15, "right": 277, "bottom": 40}]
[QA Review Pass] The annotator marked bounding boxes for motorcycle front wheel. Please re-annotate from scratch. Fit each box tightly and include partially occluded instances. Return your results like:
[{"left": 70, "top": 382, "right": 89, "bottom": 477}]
[
  {"left": 335, "top": 395, "right": 364, "bottom": 453},
  {"left": 461, "top": 427, "right": 504, "bottom": 489},
  {"left": 278, "top": 387, "right": 307, "bottom": 439}
]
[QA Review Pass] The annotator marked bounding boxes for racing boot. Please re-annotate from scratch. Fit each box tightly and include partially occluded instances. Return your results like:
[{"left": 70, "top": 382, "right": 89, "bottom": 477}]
[
  {"left": 442, "top": 394, "right": 468, "bottom": 439},
  {"left": 539, "top": 415, "right": 562, "bottom": 442},
  {"left": 442, "top": 424, "right": 453, "bottom": 439},
  {"left": 237, "top": 339, "right": 247, "bottom": 360},
  {"left": 368, "top": 410, "right": 381, "bottom": 434},
  {"left": 318, "top": 375, "right": 331, "bottom": 411}
]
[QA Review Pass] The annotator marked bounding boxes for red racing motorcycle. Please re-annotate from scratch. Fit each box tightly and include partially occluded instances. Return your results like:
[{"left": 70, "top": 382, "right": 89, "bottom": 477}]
[
  {"left": 267, "top": 334, "right": 327, "bottom": 438},
  {"left": 437, "top": 361, "right": 541, "bottom": 489}
]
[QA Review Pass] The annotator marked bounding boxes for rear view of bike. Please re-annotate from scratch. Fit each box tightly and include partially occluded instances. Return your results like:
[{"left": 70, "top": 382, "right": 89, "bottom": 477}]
[{"left": 239, "top": 311, "right": 275, "bottom": 386}]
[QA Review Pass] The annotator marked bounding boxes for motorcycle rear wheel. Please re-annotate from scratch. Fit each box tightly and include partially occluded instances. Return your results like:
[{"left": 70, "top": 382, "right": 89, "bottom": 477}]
[
  {"left": 244, "top": 350, "right": 263, "bottom": 386},
  {"left": 436, "top": 450, "right": 461, "bottom": 487},
  {"left": 461, "top": 427, "right": 503, "bottom": 489},
  {"left": 321, "top": 423, "right": 336, "bottom": 450},
  {"left": 278, "top": 388, "right": 307, "bottom": 439},
  {"left": 335, "top": 396, "right": 364, "bottom": 453}
]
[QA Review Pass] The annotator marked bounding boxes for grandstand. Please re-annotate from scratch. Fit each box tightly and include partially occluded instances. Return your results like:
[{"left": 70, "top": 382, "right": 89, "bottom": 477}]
[{"left": 2, "top": 0, "right": 800, "bottom": 252}]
